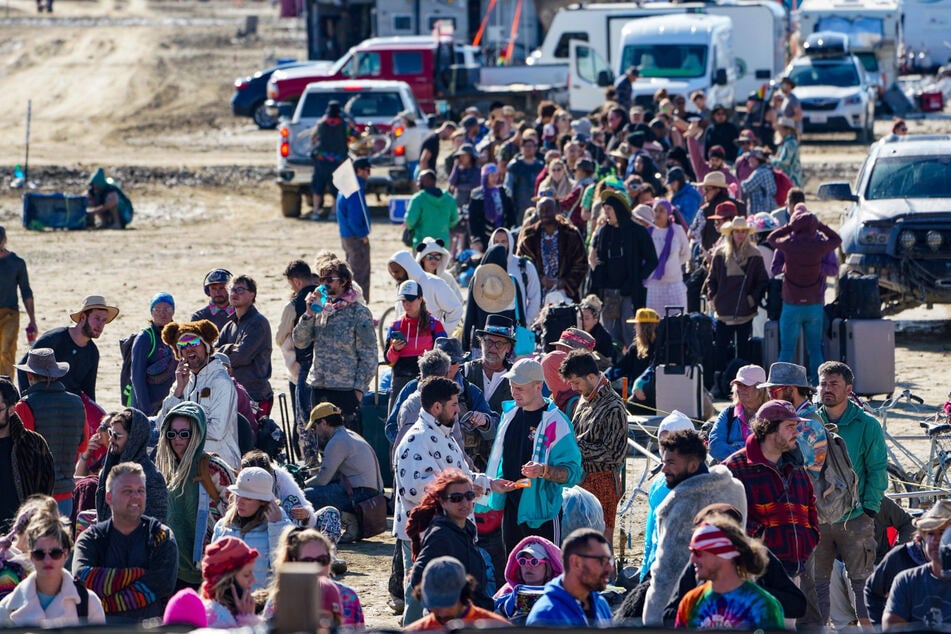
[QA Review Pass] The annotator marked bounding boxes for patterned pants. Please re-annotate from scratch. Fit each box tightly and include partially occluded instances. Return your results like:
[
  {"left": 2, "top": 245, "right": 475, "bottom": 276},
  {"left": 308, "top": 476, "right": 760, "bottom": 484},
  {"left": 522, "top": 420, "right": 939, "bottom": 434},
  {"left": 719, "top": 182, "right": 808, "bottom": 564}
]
[{"left": 581, "top": 469, "right": 621, "bottom": 541}]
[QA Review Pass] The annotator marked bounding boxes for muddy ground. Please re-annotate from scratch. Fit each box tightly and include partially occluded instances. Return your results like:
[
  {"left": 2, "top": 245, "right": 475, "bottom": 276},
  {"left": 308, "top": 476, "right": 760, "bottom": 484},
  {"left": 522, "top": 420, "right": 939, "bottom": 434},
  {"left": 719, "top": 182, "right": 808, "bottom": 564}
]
[{"left": 1, "top": 0, "right": 950, "bottom": 626}]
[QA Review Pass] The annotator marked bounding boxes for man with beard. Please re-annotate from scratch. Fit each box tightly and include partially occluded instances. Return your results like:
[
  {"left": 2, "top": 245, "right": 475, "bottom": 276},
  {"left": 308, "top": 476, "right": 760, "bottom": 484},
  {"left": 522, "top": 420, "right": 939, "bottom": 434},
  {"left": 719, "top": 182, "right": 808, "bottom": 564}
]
[
  {"left": 0, "top": 378, "right": 54, "bottom": 529},
  {"left": 516, "top": 197, "right": 587, "bottom": 303},
  {"left": 18, "top": 295, "right": 118, "bottom": 401},
  {"left": 815, "top": 361, "right": 887, "bottom": 628},
  {"left": 216, "top": 274, "right": 273, "bottom": 414},
  {"left": 157, "top": 319, "right": 240, "bottom": 469},
  {"left": 504, "top": 131, "right": 545, "bottom": 225},
  {"left": 73, "top": 463, "right": 178, "bottom": 623},
  {"left": 642, "top": 429, "right": 747, "bottom": 625},
  {"left": 393, "top": 377, "right": 511, "bottom": 625},
  {"left": 13, "top": 348, "right": 86, "bottom": 517},
  {"left": 675, "top": 516, "right": 784, "bottom": 629},
  {"left": 462, "top": 315, "right": 514, "bottom": 415},
  {"left": 191, "top": 269, "right": 234, "bottom": 332},
  {"left": 723, "top": 400, "right": 820, "bottom": 580},
  {"left": 527, "top": 528, "right": 614, "bottom": 626},
  {"left": 91, "top": 408, "right": 168, "bottom": 523}
]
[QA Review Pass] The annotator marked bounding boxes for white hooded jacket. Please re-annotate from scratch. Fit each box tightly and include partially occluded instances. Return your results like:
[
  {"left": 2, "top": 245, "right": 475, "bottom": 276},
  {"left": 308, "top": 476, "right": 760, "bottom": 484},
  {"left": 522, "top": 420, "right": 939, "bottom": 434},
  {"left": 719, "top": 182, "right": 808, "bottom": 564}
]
[
  {"left": 490, "top": 227, "right": 541, "bottom": 324},
  {"left": 415, "top": 236, "right": 464, "bottom": 302},
  {"left": 388, "top": 250, "right": 464, "bottom": 334}
]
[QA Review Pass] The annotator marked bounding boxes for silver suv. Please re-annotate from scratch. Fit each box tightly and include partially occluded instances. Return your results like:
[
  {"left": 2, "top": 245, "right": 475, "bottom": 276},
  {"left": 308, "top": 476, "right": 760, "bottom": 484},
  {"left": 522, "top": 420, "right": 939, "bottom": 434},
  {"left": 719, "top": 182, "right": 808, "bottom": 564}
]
[{"left": 818, "top": 134, "right": 951, "bottom": 315}]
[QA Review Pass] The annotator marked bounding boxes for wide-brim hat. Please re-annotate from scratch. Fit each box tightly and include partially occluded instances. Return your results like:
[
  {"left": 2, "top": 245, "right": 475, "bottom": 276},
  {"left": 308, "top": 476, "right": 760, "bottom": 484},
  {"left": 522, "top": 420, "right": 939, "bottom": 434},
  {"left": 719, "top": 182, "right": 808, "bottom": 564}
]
[
  {"left": 475, "top": 314, "right": 516, "bottom": 343},
  {"left": 552, "top": 327, "right": 596, "bottom": 352},
  {"left": 471, "top": 263, "right": 515, "bottom": 313},
  {"left": 70, "top": 295, "right": 119, "bottom": 324},
  {"left": 434, "top": 336, "right": 469, "bottom": 364},
  {"left": 709, "top": 201, "right": 738, "bottom": 221},
  {"left": 632, "top": 204, "right": 655, "bottom": 227},
  {"left": 700, "top": 171, "right": 728, "bottom": 189},
  {"left": 227, "top": 466, "right": 275, "bottom": 502},
  {"left": 757, "top": 362, "right": 811, "bottom": 390},
  {"left": 915, "top": 499, "right": 951, "bottom": 530},
  {"left": 720, "top": 216, "right": 752, "bottom": 235},
  {"left": 609, "top": 143, "right": 632, "bottom": 160},
  {"left": 13, "top": 348, "right": 69, "bottom": 378},
  {"left": 452, "top": 144, "right": 479, "bottom": 160}
]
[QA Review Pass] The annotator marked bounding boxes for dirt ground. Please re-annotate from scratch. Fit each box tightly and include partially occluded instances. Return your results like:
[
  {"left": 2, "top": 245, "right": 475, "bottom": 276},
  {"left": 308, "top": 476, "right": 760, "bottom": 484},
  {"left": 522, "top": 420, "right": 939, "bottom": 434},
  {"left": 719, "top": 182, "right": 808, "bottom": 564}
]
[{"left": 1, "top": 0, "right": 951, "bottom": 626}]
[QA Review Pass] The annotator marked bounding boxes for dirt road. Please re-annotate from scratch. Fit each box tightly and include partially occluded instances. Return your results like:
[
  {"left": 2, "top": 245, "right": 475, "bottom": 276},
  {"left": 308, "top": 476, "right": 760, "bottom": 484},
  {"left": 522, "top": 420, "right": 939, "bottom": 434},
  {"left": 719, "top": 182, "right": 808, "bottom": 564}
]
[{"left": 1, "top": 0, "right": 950, "bottom": 626}]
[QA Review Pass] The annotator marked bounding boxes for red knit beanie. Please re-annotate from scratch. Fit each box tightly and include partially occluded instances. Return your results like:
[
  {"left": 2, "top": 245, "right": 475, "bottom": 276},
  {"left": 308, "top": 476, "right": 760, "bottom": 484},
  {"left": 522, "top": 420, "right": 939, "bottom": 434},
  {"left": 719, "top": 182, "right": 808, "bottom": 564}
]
[{"left": 200, "top": 537, "right": 259, "bottom": 599}]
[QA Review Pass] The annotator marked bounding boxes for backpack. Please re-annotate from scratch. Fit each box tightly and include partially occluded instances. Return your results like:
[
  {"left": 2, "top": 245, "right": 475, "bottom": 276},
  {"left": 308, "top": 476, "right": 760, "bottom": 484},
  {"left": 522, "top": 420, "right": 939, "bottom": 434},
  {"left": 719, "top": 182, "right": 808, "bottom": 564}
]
[
  {"left": 73, "top": 578, "right": 89, "bottom": 619},
  {"left": 815, "top": 427, "right": 860, "bottom": 524},
  {"left": 119, "top": 327, "right": 156, "bottom": 406},
  {"left": 772, "top": 168, "right": 793, "bottom": 207},
  {"left": 197, "top": 454, "right": 222, "bottom": 504}
]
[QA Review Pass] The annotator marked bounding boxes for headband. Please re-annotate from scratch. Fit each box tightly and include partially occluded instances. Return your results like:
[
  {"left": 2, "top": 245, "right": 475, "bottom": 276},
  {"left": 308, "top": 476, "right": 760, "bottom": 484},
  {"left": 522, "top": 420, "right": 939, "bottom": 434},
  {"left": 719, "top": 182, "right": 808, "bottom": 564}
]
[{"left": 690, "top": 523, "right": 740, "bottom": 560}]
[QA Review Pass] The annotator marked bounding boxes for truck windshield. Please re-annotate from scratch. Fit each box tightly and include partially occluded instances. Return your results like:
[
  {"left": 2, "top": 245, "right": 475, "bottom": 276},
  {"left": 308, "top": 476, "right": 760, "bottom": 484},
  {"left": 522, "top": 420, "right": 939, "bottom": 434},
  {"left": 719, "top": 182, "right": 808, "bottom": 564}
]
[
  {"left": 789, "top": 61, "right": 860, "bottom": 87},
  {"left": 620, "top": 44, "right": 707, "bottom": 78},
  {"left": 301, "top": 91, "right": 406, "bottom": 119},
  {"left": 815, "top": 16, "right": 885, "bottom": 47},
  {"left": 865, "top": 156, "right": 951, "bottom": 200}
]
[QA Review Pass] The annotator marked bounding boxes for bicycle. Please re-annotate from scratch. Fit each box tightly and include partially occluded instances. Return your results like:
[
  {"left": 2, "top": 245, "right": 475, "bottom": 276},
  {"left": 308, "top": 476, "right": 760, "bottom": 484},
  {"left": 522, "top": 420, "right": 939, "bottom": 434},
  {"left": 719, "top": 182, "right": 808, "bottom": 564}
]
[{"left": 865, "top": 389, "right": 951, "bottom": 507}]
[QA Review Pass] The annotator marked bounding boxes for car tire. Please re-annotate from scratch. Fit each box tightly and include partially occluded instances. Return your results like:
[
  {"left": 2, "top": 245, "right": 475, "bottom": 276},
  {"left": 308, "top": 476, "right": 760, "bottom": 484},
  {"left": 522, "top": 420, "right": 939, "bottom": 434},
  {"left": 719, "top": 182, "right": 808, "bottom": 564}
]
[
  {"left": 252, "top": 101, "right": 277, "bottom": 130},
  {"left": 281, "top": 189, "right": 302, "bottom": 218}
]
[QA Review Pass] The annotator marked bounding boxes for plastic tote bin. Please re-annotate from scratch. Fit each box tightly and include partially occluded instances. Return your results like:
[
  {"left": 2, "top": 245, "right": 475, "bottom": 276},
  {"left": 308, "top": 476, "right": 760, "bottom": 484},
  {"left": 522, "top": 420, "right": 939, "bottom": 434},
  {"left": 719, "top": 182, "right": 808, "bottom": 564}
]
[
  {"left": 388, "top": 195, "right": 412, "bottom": 224},
  {"left": 22, "top": 193, "right": 87, "bottom": 230},
  {"left": 919, "top": 91, "right": 944, "bottom": 113}
]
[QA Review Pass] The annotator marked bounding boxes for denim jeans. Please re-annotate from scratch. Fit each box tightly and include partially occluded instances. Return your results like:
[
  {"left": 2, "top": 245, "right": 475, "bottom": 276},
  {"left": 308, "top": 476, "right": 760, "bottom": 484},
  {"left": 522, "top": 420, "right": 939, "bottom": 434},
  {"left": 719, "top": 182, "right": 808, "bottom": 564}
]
[
  {"left": 779, "top": 302, "right": 824, "bottom": 383},
  {"left": 401, "top": 539, "right": 424, "bottom": 626},
  {"left": 304, "top": 482, "right": 377, "bottom": 514}
]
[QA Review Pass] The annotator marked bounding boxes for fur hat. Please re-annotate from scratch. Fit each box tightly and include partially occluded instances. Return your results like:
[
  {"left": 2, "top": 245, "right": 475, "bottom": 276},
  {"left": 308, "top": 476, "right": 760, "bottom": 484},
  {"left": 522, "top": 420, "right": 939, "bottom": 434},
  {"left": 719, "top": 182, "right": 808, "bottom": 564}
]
[{"left": 162, "top": 320, "right": 219, "bottom": 357}]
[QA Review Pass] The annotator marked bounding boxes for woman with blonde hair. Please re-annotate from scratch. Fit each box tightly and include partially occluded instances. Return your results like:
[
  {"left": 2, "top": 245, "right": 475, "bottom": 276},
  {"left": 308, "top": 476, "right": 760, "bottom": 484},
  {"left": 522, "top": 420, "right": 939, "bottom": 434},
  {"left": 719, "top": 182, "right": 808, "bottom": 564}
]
[
  {"left": 264, "top": 527, "right": 364, "bottom": 627},
  {"left": 200, "top": 537, "right": 260, "bottom": 628},
  {"left": 537, "top": 158, "right": 574, "bottom": 204},
  {"left": 0, "top": 512, "right": 106, "bottom": 626}
]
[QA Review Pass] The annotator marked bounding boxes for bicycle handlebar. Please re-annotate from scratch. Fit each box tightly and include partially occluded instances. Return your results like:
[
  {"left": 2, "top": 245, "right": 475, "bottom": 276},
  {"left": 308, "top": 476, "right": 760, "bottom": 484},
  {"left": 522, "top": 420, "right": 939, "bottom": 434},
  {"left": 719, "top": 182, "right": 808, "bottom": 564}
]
[{"left": 870, "top": 388, "right": 925, "bottom": 414}]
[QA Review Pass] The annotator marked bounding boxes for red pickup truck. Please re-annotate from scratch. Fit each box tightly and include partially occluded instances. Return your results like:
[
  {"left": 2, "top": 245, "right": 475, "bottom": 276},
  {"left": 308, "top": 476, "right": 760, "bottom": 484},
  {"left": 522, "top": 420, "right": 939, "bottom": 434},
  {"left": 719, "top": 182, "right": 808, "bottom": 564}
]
[{"left": 266, "top": 35, "right": 482, "bottom": 116}]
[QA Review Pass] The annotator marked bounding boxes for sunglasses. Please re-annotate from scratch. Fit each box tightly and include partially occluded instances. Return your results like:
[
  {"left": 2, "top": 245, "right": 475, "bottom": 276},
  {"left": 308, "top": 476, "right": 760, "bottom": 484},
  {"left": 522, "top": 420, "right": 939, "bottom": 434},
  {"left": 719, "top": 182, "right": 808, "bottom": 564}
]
[
  {"left": 298, "top": 554, "right": 332, "bottom": 566},
  {"left": 319, "top": 276, "right": 340, "bottom": 283},
  {"left": 177, "top": 335, "right": 204, "bottom": 349},
  {"left": 31, "top": 548, "right": 66, "bottom": 561},
  {"left": 425, "top": 253, "right": 443, "bottom": 261},
  {"left": 166, "top": 429, "right": 192, "bottom": 440},
  {"left": 517, "top": 556, "right": 546, "bottom": 567},
  {"left": 229, "top": 287, "right": 249, "bottom": 295},
  {"left": 443, "top": 490, "right": 477, "bottom": 503},
  {"left": 107, "top": 429, "right": 125, "bottom": 441}
]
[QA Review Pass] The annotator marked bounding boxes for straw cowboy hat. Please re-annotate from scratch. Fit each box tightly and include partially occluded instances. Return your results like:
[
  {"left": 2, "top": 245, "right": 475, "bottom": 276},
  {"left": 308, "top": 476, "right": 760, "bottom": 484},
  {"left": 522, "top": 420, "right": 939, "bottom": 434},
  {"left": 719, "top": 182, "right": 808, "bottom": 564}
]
[
  {"left": 720, "top": 216, "right": 753, "bottom": 235},
  {"left": 471, "top": 263, "right": 516, "bottom": 313},
  {"left": 700, "top": 171, "right": 728, "bottom": 189},
  {"left": 70, "top": 295, "right": 119, "bottom": 324}
]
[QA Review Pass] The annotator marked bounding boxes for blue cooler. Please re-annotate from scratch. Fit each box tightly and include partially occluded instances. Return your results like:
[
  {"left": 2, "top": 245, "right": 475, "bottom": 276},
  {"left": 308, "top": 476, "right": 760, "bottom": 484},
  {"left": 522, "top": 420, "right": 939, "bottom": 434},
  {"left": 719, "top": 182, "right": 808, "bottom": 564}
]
[
  {"left": 388, "top": 195, "right": 412, "bottom": 224},
  {"left": 22, "top": 193, "right": 88, "bottom": 230}
]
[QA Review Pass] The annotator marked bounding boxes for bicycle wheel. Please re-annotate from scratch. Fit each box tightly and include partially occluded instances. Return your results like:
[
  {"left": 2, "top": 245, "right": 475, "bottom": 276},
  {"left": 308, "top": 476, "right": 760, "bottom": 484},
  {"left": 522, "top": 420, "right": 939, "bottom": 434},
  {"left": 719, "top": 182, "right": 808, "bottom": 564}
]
[
  {"left": 377, "top": 305, "right": 395, "bottom": 348},
  {"left": 886, "top": 463, "right": 920, "bottom": 509}
]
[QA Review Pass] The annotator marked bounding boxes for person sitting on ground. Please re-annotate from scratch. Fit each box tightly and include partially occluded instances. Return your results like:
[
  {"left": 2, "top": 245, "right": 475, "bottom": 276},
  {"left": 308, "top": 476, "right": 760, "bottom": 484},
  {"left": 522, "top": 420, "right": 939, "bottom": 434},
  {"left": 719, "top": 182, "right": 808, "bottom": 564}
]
[
  {"left": 200, "top": 537, "right": 261, "bottom": 628},
  {"left": 86, "top": 168, "right": 132, "bottom": 229},
  {"left": 494, "top": 537, "right": 563, "bottom": 624},
  {"left": 406, "top": 556, "right": 509, "bottom": 631},
  {"left": 240, "top": 450, "right": 315, "bottom": 528},
  {"left": 0, "top": 496, "right": 59, "bottom": 602},
  {"left": 264, "top": 528, "right": 365, "bottom": 627},
  {"left": 211, "top": 467, "right": 293, "bottom": 593},
  {"left": 0, "top": 511, "right": 106, "bottom": 626}
]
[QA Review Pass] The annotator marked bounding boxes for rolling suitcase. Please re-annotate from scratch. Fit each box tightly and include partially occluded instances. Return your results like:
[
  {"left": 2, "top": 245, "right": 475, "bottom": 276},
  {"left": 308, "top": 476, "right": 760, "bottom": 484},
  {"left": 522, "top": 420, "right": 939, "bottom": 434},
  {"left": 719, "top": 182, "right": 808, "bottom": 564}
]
[
  {"left": 655, "top": 306, "right": 704, "bottom": 419},
  {"left": 362, "top": 366, "right": 393, "bottom": 487},
  {"left": 826, "top": 319, "right": 895, "bottom": 396}
]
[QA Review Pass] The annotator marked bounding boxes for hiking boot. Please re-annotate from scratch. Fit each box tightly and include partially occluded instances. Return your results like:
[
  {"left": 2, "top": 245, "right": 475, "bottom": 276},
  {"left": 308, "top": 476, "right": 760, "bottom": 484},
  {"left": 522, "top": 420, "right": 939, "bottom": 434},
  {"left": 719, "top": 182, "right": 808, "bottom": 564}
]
[{"left": 387, "top": 596, "right": 405, "bottom": 615}]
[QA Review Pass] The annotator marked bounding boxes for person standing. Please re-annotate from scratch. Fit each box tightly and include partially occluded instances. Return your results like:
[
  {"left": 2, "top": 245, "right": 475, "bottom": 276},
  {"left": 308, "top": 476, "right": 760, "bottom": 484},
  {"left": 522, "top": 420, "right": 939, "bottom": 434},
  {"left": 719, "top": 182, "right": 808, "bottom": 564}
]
[
  {"left": 815, "top": 361, "right": 888, "bottom": 628},
  {"left": 72, "top": 463, "right": 178, "bottom": 623},
  {"left": 517, "top": 197, "right": 587, "bottom": 303},
  {"left": 129, "top": 293, "right": 177, "bottom": 416},
  {"left": 293, "top": 258, "right": 377, "bottom": 438},
  {"left": 191, "top": 269, "right": 233, "bottom": 333},
  {"left": 740, "top": 148, "right": 778, "bottom": 215},
  {"left": 778, "top": 76, "right": 803, "bottom": 131},
  {"left": 723, "top": 400, "right": 820, "bottom": 578},
  {"left": 614, "top": 66, "right": 640, "bottom": 111},
  {"left": 275, "top": 260, "right": 317, "bottom": 454},
  {"left": 310, "top": 100, "right": 353, "bottom": 220},
  {"left": 18, "top": 295, "right": 119, "bottom": 402},
  {"left": 643, "top": 200, "right": 690, "bottom": 317},
  {"left": 13, "top": 349, "right": 86, "bottom": 517},
  {"left": 404, "top": 171, "right": 458, "bottom": 249},
  {"left": 0, "top": 227, "right": 36, "bottom": 379},
  {"left": 558, "top": 350, "right": 627, "bottom": 539},
  {"left": 674, "top": 517, "right": 785, "bottom": 629},
  {"left": 0, "top": 378, "right": 54, "bottom": 529},
  {"left": 767, "top": 205, "right": 842, "bottom": 383},
  {"left": 526, "top": 528, "right": 614, "bottom": 627},
  {"left": 504, "top": 131, "right": 545, "bottom": 224},
  {"left": 216, "top": 275, "right": 273, "bottom": 414},
  {"left": 337, "top": 157, "right": 372, "bottom": 302}
]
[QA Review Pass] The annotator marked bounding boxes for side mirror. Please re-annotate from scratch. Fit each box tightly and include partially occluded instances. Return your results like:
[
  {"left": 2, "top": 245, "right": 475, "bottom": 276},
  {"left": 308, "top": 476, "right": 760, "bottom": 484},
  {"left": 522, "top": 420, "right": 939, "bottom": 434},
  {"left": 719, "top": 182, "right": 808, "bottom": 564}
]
[
  {"left": 714, "top": 68, "right": 728, "bottom": 86},
  {"left": 817, "top": 181, "right": 858, "bottom": 202},
  {"left": 597, "top": 69, "right": 615, "bottom": 87}
]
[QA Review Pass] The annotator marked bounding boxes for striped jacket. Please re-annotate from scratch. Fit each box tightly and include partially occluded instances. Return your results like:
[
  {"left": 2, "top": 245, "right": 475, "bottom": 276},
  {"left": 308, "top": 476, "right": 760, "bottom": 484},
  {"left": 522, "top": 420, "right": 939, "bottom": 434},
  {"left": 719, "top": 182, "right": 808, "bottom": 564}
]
[{"left": 723, "top": 435, "right": 820, "bottom": 571}]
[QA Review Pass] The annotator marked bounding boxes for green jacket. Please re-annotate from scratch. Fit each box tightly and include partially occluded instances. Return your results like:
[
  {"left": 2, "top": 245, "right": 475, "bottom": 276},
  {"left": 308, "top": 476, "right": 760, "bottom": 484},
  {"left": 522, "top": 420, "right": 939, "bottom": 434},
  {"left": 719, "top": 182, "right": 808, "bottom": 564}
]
[
  {"left": 405, "top": 188, "right": 458, "bottom": 248},
  {"left": 820, "top": 399, "right": 888, "bottom": 520}
]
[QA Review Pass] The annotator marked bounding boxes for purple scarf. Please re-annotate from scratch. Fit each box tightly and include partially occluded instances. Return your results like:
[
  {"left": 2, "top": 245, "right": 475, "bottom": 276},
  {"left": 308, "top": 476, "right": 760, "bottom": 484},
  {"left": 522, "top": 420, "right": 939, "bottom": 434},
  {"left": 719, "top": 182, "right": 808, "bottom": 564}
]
[
  {"left": 481, "top": 164, "right": 502, "bottom": 227},
  {"left": 648, "top": 201, "right": 675, "bottom": 280}
]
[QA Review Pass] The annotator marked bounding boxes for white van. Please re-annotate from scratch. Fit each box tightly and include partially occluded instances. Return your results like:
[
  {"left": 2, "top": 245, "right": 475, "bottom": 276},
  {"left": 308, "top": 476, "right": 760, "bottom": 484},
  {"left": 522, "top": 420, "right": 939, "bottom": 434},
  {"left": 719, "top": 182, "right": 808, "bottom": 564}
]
[
  {"left": 568, "top": 14, "right": 736, "bottom": 113},
  {"left": 533, "top": 1, "right": 786, "bottom": 105}
]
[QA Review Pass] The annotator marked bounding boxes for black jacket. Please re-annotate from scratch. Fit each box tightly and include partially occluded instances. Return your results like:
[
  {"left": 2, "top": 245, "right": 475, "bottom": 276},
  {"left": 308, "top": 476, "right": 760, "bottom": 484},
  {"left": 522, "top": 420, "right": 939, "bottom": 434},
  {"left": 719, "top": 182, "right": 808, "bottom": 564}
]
[
  {"left": 865, "top": 540, "right": 928, "bottom": 624},
  {"left": 409, "top": 515, "right": 494, "bottom": 611},
  {"left": 589, "top": 219, "right": 659, "bottom": 302},
  {"left": 468, "top": 187, "right": 516, "bottom": 248}
]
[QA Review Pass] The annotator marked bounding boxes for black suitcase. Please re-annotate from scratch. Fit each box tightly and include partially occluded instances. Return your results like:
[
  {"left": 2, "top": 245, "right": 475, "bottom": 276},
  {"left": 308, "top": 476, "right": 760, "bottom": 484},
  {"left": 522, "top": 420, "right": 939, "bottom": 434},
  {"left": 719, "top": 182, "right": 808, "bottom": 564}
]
[
  {"left": 837, "top": 274, "right": 882, "bottom": 320},
  {"left": 362, "top": 368, "right": 393, "bottom": 487}
]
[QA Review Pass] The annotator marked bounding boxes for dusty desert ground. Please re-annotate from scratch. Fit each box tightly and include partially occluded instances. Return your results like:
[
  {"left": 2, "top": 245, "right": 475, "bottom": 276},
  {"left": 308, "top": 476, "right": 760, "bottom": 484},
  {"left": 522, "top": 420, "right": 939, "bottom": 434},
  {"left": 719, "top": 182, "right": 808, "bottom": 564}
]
[{"left": 1, "top": 0, "right": 950, "bottom": 625}]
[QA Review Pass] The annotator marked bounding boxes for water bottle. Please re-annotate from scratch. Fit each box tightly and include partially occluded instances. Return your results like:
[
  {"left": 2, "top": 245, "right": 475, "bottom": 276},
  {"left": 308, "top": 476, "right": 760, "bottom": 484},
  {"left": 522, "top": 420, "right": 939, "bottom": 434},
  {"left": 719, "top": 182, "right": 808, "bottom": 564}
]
[{"left": 309, "top": 284, "right": 328, "bottom": 313}]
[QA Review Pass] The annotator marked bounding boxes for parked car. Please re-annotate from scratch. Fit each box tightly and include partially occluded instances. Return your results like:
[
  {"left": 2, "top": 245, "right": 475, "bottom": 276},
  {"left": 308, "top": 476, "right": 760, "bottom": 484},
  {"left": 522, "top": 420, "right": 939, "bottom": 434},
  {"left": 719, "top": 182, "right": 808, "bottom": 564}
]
[
  {"left": 818, "top": 134, "right": 951, "bottom": 315},
  {"left": 231, "top": 60, "right": 330, "bottom": 129},
  {"left": 276, "top": 79, "right": 426, "bottom": 218},
  {"left": 783, "top": 32, "right": 876, "bottom": 142}
]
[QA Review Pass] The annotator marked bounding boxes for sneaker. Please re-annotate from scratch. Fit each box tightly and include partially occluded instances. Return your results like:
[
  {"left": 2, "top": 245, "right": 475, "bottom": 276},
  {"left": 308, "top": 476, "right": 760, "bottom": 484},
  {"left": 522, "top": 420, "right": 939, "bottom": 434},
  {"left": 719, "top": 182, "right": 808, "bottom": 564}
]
[
  {"left": 387, "top": 596, "right": 405, "bottom": 616},
  {"left": 331, "top": 557, "right": 348, "bottom": 576}
]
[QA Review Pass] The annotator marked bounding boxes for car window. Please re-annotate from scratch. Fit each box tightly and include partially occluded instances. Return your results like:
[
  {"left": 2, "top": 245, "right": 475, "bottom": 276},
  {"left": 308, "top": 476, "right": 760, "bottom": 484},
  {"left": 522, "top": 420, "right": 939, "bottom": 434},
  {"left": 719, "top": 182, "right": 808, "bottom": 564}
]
[
  {"left": 865, "top": 156, "right": 951, "bottom": 200},
  {"left": 620, "top": 45, "right": 708, "bottom": 79},
  {"left": 354, "top": 53, "right": 381, "bottom": 77},
  {"left": 789, "top": 60, "right": 860, "bottom": 87},
  {"left": 554, "top": 32, "right": 589, "bottom": 59},
  {"left": 344, "top": 92, "right": 406, "bottom": 118},
  {"left": 393, "top": 51, "right": 424, "bottom": 75}
]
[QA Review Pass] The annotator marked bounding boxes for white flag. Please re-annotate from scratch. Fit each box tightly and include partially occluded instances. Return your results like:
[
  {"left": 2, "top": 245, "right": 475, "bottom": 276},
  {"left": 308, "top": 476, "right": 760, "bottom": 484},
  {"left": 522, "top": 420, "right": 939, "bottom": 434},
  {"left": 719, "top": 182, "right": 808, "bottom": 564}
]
[{"left": 332, "top": 159, "right": 360, "bottom": 198}]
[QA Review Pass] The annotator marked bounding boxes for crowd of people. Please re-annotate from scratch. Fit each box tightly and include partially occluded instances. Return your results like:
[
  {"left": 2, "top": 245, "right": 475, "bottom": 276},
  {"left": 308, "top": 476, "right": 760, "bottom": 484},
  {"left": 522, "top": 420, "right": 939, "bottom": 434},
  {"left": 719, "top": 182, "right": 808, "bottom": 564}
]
[{"left": 0, "top": 83, "right": 941, "bottom": 632}]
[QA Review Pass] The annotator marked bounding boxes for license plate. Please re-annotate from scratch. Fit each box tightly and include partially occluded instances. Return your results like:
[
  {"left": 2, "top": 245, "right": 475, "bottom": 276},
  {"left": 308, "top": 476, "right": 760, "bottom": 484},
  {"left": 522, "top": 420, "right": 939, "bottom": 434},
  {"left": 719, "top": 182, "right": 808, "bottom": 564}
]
[{"left": 809, "top": 113, "right": 827, "bottom": 124}]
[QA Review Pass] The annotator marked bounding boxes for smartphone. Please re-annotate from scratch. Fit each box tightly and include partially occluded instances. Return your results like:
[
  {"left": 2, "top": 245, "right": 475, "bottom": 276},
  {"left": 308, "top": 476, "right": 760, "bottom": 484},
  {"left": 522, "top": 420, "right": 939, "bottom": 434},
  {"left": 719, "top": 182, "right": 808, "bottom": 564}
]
[{"left": 391, "top": 331, "right": 406, "bottom": 342}]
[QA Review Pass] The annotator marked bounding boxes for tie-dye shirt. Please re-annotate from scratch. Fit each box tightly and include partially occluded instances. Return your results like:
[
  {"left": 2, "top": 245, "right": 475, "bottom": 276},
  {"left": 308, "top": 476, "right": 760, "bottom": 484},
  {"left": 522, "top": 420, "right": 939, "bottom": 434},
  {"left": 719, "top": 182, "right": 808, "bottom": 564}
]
[{"left": 675, "top": 581, "right": 784, "bottom": 630}]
